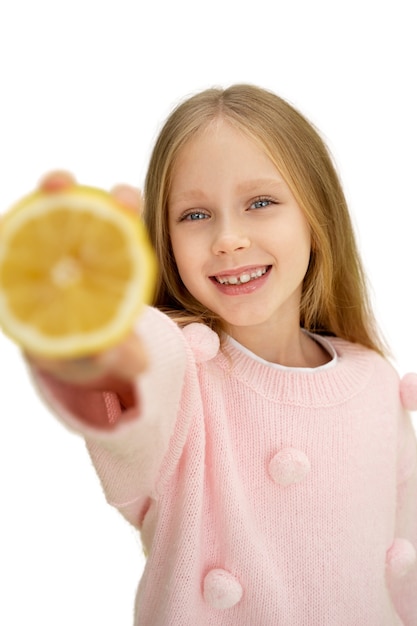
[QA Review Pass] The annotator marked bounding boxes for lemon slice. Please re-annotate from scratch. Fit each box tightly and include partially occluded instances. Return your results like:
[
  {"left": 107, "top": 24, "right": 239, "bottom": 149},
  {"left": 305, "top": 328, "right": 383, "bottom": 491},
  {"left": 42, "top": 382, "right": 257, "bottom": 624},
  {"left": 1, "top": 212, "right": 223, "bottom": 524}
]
[{"left": 0, "top": 185, "right": 156, "bottom": 357}]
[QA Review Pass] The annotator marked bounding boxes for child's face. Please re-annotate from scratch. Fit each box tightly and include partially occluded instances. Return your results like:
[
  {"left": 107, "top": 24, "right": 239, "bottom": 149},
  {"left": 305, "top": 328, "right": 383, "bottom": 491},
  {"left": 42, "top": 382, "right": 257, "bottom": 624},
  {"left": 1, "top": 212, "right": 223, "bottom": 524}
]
[{"left": 168, "top": 118, "right": 311, "bottom": 343}]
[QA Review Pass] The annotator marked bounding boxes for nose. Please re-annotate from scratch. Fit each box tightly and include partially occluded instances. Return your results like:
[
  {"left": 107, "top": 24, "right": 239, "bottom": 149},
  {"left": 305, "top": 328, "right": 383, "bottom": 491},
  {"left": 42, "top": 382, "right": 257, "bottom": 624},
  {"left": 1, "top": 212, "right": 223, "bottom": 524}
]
[{"left": 211, "top": 217, "right": 251, "bottom": 255}]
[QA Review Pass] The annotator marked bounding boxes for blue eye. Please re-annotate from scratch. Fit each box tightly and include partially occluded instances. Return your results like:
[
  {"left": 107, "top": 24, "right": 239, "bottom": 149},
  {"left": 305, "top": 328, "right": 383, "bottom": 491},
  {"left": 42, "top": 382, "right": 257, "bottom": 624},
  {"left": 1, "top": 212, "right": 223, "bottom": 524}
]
[
  {"left": 182, "top": 211, "right": 208, "bottom": 221},
  {"left": 251, "top": 197, "right": 274, "bottom": 209}
]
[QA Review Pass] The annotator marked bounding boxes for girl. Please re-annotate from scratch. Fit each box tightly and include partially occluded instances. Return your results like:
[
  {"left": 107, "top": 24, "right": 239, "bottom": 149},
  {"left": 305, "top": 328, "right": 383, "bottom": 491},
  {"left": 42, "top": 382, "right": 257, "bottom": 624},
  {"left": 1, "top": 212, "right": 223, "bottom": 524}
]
[{"left": 31, "top": 84, "right": 417, "bottom": 625}]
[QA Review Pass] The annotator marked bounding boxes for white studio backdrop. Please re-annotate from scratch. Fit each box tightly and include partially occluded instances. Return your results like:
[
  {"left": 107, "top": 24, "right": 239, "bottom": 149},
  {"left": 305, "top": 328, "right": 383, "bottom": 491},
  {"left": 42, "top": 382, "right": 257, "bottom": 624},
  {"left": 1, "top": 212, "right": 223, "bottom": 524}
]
[{"left": 0, "top": 1, "right": 416, "bottom": 624}]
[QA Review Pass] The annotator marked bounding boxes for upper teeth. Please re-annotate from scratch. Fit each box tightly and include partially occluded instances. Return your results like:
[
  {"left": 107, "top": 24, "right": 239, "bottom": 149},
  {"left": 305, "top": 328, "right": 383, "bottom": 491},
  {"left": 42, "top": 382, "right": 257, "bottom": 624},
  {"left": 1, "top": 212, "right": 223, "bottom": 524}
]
[{"left": 215, "top": 267, "right": 268, "bottom": 285}]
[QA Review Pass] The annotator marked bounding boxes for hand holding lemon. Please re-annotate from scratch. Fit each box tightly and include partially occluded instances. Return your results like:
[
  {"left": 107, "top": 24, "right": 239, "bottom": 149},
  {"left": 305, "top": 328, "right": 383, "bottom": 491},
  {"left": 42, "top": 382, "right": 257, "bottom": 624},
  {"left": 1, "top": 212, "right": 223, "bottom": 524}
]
[{"left": 0, "top": 172, "right": 156, "bottom": 388}]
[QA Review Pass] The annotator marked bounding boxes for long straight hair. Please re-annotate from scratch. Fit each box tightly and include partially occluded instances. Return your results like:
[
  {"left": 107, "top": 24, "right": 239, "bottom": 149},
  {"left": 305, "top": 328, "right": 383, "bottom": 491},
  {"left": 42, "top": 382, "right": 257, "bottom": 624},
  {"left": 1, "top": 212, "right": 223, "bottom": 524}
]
[{"left": 144, "top": 84, "right": 387, "bottom": 355}]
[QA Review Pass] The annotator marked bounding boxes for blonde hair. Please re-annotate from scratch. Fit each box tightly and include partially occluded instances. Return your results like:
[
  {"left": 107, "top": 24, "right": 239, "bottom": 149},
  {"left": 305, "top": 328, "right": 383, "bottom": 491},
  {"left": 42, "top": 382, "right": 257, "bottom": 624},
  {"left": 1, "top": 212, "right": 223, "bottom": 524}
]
[{"left": 144, "top": 84, "right": 386, "bottom": 355}]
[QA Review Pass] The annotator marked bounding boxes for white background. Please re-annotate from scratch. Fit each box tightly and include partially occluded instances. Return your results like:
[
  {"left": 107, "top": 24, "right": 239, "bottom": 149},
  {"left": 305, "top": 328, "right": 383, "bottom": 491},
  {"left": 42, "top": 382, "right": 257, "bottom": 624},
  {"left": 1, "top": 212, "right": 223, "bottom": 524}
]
[{"left": 0, "top": 1, "right": 416, "bottom": 624}]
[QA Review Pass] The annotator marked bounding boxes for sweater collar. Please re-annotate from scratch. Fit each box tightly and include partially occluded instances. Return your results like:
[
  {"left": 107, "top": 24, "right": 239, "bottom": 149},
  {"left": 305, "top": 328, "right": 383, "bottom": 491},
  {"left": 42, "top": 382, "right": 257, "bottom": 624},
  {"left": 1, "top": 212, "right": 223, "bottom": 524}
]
[
  {"left": 216, "top": 336, "right": 376, "bottom": 407},
  {"left": 226, "top": 331, "right": 338, "bottom": 373}
]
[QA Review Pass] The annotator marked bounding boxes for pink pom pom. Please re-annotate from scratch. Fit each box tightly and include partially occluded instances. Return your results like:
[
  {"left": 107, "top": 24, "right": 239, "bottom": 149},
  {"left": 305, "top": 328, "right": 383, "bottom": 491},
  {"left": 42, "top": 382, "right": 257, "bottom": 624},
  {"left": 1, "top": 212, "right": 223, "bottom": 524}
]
[
  {"left": 182, "top": 323, "right": 220, "bottom": 363},
  {"left": 203, "top": 569, "right": 243, "bottom": 609},
  {"left": 269, "top": 448, "right": 311, "bottom": 487},
  {"left": 386, "top": 538, "right": 416, "bottom": 578},
  {"left": 400, "top": 373, "right": 417, "bottom": 411}
]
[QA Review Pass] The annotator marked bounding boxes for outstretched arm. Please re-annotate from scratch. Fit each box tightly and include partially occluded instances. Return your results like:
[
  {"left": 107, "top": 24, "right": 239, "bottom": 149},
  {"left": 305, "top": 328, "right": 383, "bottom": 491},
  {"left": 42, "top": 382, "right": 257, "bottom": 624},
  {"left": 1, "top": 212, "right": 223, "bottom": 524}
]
[
  {"left": 26, "top": 170, "right": 149, "bottom": 423},
  {"left": 25, "top": 172, "right": 189, "bottom": 527}
]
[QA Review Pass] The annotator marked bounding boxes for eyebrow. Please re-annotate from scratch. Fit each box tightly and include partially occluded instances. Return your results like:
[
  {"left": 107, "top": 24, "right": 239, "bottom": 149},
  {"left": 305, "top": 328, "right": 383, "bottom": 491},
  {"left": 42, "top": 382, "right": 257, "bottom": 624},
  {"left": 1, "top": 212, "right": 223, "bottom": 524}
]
[
  {"left": 170, "top": 178, "right": 286, "bottom": 205},
  {"left": 169, "top": 189, "right": 209, "bottom": 205},
  {"left": 235, "top": 177, "right": 286, "bottom": 194}
]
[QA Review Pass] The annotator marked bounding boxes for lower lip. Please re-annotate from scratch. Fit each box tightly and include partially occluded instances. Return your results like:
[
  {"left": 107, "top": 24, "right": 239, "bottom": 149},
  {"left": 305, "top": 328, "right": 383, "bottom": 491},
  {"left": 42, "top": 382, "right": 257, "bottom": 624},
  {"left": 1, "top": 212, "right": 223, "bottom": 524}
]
[{"left": 211, "top": 267, "right": 271, "bottom": 296}]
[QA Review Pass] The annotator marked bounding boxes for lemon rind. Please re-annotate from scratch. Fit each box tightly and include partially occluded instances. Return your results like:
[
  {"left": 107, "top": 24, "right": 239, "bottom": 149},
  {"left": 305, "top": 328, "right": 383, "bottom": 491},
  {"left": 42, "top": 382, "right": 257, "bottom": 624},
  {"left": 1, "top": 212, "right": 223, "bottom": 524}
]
[{"left": 0, "top": 186, "right": 157, "bottom": 357}]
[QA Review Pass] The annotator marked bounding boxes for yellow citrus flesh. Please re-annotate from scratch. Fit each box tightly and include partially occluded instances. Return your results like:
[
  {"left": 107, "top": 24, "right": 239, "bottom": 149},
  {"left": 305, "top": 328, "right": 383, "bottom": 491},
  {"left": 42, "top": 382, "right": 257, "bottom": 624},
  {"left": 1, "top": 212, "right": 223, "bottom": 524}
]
[{"left": 0, "top": 185, "right": 156, "bottom": 357}]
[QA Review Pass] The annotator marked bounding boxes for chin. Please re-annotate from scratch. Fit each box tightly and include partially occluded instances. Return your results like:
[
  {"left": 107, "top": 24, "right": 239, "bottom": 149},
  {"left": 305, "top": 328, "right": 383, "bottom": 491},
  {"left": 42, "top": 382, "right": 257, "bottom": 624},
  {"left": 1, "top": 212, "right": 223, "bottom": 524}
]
[{"left": 222, "top": 313, "right": 271, "bottom": 330}]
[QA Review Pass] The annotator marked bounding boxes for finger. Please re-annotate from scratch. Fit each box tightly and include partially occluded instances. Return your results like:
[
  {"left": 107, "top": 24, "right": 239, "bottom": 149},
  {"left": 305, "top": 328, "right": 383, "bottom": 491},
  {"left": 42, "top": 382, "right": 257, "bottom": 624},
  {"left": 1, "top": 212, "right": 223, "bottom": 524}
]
[
  {"left": 39, "top": 170, "right": 76, "bottom": 193},
  {"left": 111, "top": 184, "right": 144, "bottom": 216},
  {"left": 26, "top": 332, "right": 148, "bottom": 384},
  {"left": 25, "top": 352, "right": 108, "bottom": 384}
]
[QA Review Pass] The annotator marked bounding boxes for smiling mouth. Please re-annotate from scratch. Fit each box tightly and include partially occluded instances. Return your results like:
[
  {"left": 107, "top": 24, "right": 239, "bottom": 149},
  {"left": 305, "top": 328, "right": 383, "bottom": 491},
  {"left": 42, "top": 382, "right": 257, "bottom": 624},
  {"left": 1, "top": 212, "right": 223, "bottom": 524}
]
[{"left": 212, "top": 266, "right": 271, "bottom": 285}]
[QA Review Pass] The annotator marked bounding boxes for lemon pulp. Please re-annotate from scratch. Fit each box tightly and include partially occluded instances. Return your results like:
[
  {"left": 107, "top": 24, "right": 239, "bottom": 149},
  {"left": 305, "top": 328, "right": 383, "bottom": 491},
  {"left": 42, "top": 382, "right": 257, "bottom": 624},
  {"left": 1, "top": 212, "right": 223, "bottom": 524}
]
[{"left": 0, "top": 186, "right": 156, "bottom": 357}]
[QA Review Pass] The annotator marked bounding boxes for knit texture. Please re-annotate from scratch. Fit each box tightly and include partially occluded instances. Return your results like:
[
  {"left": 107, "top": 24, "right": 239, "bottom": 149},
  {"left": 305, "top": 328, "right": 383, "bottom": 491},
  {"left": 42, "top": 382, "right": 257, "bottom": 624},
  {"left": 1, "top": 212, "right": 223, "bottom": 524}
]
[{"left": 33, "top": 307, "right": 417, "bottom": 625}]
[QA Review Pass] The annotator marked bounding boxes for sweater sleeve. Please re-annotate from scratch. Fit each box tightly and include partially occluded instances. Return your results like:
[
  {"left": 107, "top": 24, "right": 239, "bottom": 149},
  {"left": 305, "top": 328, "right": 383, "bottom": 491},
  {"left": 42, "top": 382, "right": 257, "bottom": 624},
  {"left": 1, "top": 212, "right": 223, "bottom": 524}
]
[
  {"left": 31, "top": 306, "right": 189, "bottom": 528},
  {"left": 387, "top": 391, "right": 417, "bottom": 624}
]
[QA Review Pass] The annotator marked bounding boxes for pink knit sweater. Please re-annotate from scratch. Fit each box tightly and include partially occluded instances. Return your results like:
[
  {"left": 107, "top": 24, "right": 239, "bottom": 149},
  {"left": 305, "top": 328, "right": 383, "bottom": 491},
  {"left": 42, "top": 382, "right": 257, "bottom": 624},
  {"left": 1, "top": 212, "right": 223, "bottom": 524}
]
[{"left": 34, "top": 307, "right": 417, "bottom": 625}]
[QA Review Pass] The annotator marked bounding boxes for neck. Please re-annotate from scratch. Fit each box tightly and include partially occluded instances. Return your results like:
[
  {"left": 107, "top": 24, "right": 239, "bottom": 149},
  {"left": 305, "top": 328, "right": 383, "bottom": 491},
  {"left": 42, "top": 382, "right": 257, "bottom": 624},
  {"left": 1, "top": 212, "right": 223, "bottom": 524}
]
[{"left": 225, "top": 322, "right": 330, "bottom": 368}]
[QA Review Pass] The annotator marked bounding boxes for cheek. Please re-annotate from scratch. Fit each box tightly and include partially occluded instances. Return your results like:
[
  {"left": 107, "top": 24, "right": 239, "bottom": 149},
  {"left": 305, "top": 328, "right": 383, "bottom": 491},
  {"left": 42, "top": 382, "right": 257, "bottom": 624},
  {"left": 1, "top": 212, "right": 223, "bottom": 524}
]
[
  {"left": 170, "top": 237, "right": 201, "bottom": 295},
  {"left": 278, "top": 224, "right": 311, "bottom": 274},
  {"left": 169, "top": 229, "right": 186, "bottom": 268},
  {"left": 171, "top": 226, "right": 209, "bottom": 270},
  {"left": 291, "top": 216, "right": 311, "bottom": 255},
  {"left": 171, "top": 237, "right": 193, "bottom": 279}
]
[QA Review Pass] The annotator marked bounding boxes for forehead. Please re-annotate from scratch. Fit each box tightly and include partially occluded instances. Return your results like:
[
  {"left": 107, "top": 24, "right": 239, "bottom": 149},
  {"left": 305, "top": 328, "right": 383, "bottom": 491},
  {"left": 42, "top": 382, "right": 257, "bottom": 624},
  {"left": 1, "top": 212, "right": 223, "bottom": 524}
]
[
  {"left": 169, "top": 119, "right": 286, "bottom": 196},
  {"left": 175, "top": 117, "right": 267, "bottom": 161}
]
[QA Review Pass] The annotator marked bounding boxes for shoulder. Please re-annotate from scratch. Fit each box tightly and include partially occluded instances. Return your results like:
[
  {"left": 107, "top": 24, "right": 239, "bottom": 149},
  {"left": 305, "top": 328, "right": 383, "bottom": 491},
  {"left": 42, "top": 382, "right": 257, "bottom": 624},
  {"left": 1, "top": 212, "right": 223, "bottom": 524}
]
[
  {"left": 181, "top": 322, "right": 220, "bottom": 363},
  {"left": 327, "top": 335, "right": 396, "bottom": 375},
  {"left": 327, "top": 336, "right": 417, "bottom": 412},
  {"left": 138, "top": 308, "right": 221, "bottom": 364}
]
